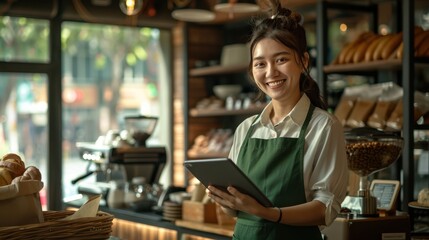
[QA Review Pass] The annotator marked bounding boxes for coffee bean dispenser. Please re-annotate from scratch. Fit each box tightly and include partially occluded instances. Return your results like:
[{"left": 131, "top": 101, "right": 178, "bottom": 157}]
[{"left": 342, "top": 127, "right": 403, "bottom": 216}]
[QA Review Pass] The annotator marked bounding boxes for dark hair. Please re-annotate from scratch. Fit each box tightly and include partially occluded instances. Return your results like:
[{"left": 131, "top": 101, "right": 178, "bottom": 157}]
[{"left": 248, "top": 0, "right": 327, "bottom": 110}]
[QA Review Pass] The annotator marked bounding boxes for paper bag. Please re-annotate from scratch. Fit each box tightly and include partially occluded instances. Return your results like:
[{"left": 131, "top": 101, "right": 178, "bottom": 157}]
[{"left": 0, "top": 180, "right": 44, "bottom": 227}]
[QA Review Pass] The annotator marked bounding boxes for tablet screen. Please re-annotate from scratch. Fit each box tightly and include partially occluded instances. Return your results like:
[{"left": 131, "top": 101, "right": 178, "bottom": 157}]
[{"left": 184, "top": 158, "right": 273, "bottom": 207}]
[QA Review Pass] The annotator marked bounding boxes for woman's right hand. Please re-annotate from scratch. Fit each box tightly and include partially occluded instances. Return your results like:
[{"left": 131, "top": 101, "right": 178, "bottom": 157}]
[{"left": 207, "top": 185, "right": 264, "bottom": 216}]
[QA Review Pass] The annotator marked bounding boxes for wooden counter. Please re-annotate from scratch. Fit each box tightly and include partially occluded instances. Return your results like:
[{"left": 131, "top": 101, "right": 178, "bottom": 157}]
[
  {"left": 175, "top": 220, "right": 234, "bottom": 237},
  {"left": 65, "top": 200, "right": 233, "bottom": 240}
]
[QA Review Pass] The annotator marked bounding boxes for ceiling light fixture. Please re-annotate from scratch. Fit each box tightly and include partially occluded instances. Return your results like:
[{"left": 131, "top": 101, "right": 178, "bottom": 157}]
[
  {"left": 119, "top": 0, "right": 144, "bottom": 16},
  {"left": 171, "top": 8, "right": 216, "bottom": 22},
  {"left": 214, "top": 0, "right": 260, "bottom": 19}
]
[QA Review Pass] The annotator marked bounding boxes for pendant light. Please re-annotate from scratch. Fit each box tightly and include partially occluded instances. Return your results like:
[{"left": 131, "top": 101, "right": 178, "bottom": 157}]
[
  {"left": 214, "top": 0, "right": 260, "bottom": 13},
  {"left": 119, "top": 0, "right": 144, "bottom": 16},
  {"left": 171, "top": 0, "right": 215, "bottom": 23},
  {"left": 214, "top": 0, "right": 260, "bottom": 19}
]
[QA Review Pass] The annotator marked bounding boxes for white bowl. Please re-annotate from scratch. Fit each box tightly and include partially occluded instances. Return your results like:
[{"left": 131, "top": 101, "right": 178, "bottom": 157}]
[{"left": 213, "top": 85, "right": 242, "bottom": 99}]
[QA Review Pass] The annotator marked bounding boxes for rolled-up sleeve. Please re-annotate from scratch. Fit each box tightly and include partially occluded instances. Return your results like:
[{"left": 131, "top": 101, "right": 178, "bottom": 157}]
[{"left": 307, "top": 115, "right": 349, "bottom": 226}]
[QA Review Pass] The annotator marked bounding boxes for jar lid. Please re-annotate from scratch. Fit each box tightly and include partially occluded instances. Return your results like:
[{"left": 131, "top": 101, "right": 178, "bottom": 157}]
[{"left": 344, "top": 127, "right": 402, "bottom": 140}]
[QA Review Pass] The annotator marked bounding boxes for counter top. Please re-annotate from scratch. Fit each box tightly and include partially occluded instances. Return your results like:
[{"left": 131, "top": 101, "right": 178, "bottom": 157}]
[
  {"left": 65, "top": 200, "right": 233, "bottom": 239},
  {"left": 176, "top": 220, "right": 234, "bottom": 237}
]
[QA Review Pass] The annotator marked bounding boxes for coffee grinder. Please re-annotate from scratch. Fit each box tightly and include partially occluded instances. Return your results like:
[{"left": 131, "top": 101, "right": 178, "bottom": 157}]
[{"left": 341, "top": 127, "right": 403, "bottom": 216}]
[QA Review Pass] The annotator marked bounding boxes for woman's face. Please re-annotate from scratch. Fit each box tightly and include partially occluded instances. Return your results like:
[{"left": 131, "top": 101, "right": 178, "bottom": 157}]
[{"left": 251, "top": 38, "right": 306, "bottom": 104}]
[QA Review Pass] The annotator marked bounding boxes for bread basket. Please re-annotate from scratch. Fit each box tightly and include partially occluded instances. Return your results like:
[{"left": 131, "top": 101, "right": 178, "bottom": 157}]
[{"left": 0, "top": 210, "right": 113, "bottom": 240}]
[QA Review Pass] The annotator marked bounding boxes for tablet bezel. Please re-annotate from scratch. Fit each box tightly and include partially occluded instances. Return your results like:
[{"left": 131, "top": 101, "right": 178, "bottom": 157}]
[{"left": 184, "top": 158, "right": 274, "bottom": 207}]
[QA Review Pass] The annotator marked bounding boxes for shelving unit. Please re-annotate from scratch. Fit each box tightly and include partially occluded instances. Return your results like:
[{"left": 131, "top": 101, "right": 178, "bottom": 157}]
[
  {"left": 190, "top": 64, "right": 247, "bottom": 77},
  {"left": 317, "top": 0, "right": 429, "bottom": 235},
  {"left": 182, "top": 20, "right": 259, "bottom": 168}
]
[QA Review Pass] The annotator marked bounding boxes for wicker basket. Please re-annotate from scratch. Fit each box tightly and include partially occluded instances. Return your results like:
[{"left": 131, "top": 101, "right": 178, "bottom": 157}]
[{"left": 0, "top": 210, "right": 113, "bottom": 240}]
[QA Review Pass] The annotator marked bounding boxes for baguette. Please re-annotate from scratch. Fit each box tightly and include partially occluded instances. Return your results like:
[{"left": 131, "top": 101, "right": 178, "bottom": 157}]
[
  {"left": 364, "top": 35, "right": 384, "bottom": 61},
  {"left": 416, "top": 32, "right": 429, "bottom": 56},
  {"left": 372, "top": 34, "right": 394, "bottom": 60},
  {"left": 381, "top": 32, "right": 403, "bottom": 59},
  {"left": 353, "top": 34, "right": 379, "bottom": 63},
  {"left": 344, "top": 32, "right": 375, "bottom": 63},
  {"left": 337, "top": 32, "right": 373, "bottom": 64},
  {"left": 397, "top": 30, "right": 429, "bottom": 59}
]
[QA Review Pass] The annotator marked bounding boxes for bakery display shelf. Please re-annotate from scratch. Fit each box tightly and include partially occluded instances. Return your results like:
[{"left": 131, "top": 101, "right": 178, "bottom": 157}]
[
  {"left": 324, "top": 57, "right": 429, "bottom": 74},
  {"left": 323, "top": 59, "right": 402, "bottom": 73},
  {"left": 190, "top": 105, "right": 266, "bottom": 117},
  {"left": 187, "top": 151, "right": 228, "bottom": 159},
  {"left": 415, "top": 124, "right": 429, "bottom": 131},
  {"left": 189, "top": 64, "right": 247, "bottom": 77}
]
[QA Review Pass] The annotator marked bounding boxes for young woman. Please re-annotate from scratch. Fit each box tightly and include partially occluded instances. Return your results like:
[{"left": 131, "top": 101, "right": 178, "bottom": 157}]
[{"left": 207, "top": 1, "right": 349, "bottom": 239}]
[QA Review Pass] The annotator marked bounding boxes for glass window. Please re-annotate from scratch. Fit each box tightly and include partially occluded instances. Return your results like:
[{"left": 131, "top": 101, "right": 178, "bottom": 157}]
[
  {"left": 61, "top": 22, "right": 172, "bottom": 202},
  {"left": 0, "top": 73, "right": 48, "bottom": 209},
  {"left": 0, "top": 17, "right": 49, "bottom": 63}
]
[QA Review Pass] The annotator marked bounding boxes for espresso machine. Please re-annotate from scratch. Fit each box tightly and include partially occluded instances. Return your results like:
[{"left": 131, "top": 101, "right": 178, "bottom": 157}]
[{"left": 71, "top": 115, "right": 167, "bottom": 208}]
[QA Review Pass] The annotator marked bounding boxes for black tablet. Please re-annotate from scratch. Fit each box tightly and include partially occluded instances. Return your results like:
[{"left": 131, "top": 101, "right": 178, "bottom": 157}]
[{"left": 183, "top": 158, "right": 273, "bottom": 207}]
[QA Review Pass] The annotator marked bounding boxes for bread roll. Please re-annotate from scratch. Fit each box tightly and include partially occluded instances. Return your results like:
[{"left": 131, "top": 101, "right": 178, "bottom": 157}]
[
  {"left": 22, "top": 166, "right": 42, "bottom": 181},
  {"left": 1, "top": 153, "right": 25, "bottom": 178},
  {"left": 11, "top": 175, "right": 24, "bottom": 184},
  {"left": 381, "top": 32, "right": 403, "bottom": 59},
  {"left": 2, "top": 153, "right": 25, "bottom": 167},
  {"left": 0, "top": 167, "right": 13, "bottom": 186}
]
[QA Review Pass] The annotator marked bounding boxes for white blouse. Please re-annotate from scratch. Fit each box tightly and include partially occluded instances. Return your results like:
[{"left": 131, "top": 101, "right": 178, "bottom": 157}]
[{"left": 228, "top": 94, "right": 349, "bottom": 226}]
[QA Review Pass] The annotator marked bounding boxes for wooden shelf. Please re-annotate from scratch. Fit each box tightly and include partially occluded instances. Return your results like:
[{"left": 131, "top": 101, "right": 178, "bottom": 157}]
[
  {"left": 187, "top": 151, "right": 229, "bottom": 159},
  {"left": 324, "top": 57, "right": 429, "bottom": 73},
  {"left": 190, "top": 105, "right": 266, "bottom": 117},
  {"left": 189, "top": 64, "right": 248, "bottom": 77},
  {"left": 324, "top": 59, "right": 402, "bottom": 73}
]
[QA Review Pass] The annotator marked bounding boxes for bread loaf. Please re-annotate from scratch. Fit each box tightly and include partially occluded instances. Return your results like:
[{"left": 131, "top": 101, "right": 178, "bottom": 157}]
[
  {"left": 0, "top": 152, "right": 42, "bottom": 186},
  {"left": 344, "top": 32, "right": 375, "bottom": 64},
  {"left": 418, "top": 188, "right": 429, "bottom": 206},
  {"left": 0, "top": 168, "right": 12, "bottom": 186},
  {"left": 364, "top": 35, "right": 384, "bottom": 61},
  {"left": 0, "top": 153, "right": 25, "bottom": 178},
  {"left": 372, "top": 34, "right": 394, "bottom": 61},
  {"left": 337, "top": 32, "right": 373, "bottom": 64},
  {"left": 397, "top": 29, "right": 429, "bottom": 59},
  {"left": 416, "top": 32, "right": 429, "bottom": 57},
  {"left": 353, "top": 34, "right": 379, "bottom": 63},
  {"left": 22, "top": 166, "right": 42, "bottom": 181},
  {"left": 381, "top": 32, "right": 403, "bottom": 59}
]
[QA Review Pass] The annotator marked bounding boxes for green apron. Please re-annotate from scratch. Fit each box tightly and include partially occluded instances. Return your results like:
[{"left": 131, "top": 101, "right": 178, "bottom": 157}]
[{"left": 233, "top": 105, "right": 322, "bottom": 240}]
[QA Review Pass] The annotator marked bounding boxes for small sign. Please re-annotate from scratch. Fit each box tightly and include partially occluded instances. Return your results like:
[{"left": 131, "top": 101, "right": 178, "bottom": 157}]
[{"left": 370, "top": 179, "right": 401, "bottom": 211}]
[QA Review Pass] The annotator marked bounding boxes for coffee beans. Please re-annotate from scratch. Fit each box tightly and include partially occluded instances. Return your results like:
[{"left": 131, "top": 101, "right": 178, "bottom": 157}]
[{"left": 346, "top": 141, "right": 402, "bottom": 176}]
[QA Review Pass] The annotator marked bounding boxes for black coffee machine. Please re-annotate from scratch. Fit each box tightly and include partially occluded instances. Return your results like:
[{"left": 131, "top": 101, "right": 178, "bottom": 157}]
[{"left": 72, "top": 115, "right": 167, "bottom": 207}]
